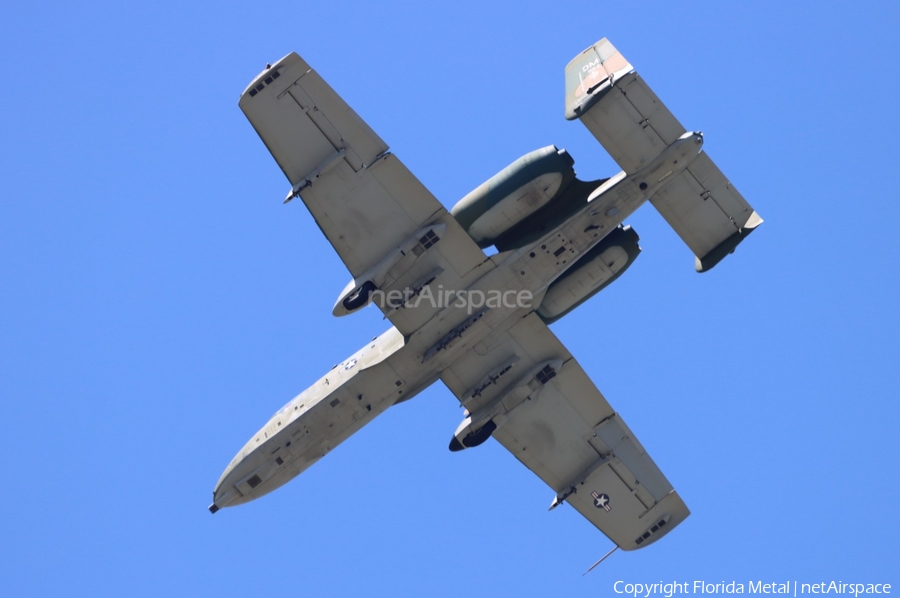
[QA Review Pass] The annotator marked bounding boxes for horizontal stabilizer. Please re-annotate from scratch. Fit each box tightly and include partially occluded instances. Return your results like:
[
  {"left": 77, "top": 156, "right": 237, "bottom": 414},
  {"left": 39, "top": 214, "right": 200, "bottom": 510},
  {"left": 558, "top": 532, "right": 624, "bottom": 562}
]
[{"left": 566, "top": 39, "right": 762, "bottom": 271}]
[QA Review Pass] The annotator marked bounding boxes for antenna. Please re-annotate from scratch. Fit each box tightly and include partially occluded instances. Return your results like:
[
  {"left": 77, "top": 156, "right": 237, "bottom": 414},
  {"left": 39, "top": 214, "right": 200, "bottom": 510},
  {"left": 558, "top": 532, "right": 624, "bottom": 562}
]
[{"left": 583, "top": 545, "right": 619, "bottom": 576}]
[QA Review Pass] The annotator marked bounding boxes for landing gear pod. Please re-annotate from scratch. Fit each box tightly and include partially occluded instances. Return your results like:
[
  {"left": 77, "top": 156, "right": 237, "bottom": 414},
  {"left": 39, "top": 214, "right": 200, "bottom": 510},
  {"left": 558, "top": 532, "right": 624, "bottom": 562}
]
[
  {"left": 332, "top": 223, "right": 447, "bottom": 316},
  {"left": 448, "top": 359, "right": 564, "bottom": 451},
  {"left": 340, "top": 280, "right": 377, "bottom": 311},
  {"left": 449, "top": 418, "right": 497, "bottom": 451}
]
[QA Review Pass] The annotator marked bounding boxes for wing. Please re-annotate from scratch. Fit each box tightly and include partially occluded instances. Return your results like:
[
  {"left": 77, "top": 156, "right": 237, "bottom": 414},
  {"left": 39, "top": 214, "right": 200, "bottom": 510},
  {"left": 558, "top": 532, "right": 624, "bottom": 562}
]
[
  {"left": 565, "top": 38, "right": 762, "bottom": 272},
  {"left": 441, "top": 313, "right": 689, "bottom": 550},
  {"left": 239, "top": 54, "right": 490, "bottom": 334}
]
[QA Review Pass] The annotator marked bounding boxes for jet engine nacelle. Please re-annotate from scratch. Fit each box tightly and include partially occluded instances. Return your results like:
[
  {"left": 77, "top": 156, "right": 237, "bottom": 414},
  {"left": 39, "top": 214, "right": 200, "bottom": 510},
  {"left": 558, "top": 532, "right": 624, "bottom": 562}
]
[
  {"left": 451, "top": 146, "right": 576, "bottom": 248},
  {"left": 537, "top": 225, "right": 641, "bottom": 324}
]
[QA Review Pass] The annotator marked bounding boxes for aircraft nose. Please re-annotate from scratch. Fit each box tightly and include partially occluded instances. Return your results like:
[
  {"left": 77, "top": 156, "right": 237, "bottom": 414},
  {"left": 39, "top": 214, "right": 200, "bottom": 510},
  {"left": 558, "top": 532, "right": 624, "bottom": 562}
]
[
  {"left": 209, "top": 485, "right": 242, "bottom": 513},
  {"left": 209, "top": 452, "right": 252, "bottom": 514},
  {"left": 209, "top": 472, "right": 242, "bottom": 514}
]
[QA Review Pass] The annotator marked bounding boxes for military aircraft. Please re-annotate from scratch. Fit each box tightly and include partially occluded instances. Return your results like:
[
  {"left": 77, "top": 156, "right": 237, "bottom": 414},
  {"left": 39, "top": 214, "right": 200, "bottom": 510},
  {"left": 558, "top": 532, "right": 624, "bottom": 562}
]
[{"left": 210, "top": 38, "right": 762, "bottom": 554}]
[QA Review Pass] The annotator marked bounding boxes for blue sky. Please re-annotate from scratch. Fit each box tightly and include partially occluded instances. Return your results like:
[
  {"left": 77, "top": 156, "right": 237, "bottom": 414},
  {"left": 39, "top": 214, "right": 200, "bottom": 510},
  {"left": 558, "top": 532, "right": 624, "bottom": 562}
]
[{"left": 2, "top": 1, "right": 898, "bottom": 596}]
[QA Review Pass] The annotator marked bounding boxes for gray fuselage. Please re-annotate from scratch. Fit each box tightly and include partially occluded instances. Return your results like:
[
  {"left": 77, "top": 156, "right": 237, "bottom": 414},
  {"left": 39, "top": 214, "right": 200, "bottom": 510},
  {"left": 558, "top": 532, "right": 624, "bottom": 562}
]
[{"left": 210, "top": 133, "right": 703, "bottom": 512}]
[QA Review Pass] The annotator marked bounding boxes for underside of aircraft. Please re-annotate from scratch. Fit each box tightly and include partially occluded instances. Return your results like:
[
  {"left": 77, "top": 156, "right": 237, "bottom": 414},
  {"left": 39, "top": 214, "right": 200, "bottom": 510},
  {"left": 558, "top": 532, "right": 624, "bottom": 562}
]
[{"left": 210, "top": 38, "right": 762, "bottom": 555}]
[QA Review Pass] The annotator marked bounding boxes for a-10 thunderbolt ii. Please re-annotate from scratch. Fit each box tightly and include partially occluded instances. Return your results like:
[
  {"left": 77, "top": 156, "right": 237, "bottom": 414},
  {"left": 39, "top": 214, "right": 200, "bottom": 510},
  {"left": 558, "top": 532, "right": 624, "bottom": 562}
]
[{"left": 210, "top": 38, "right": 762, "bottom": 554}]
